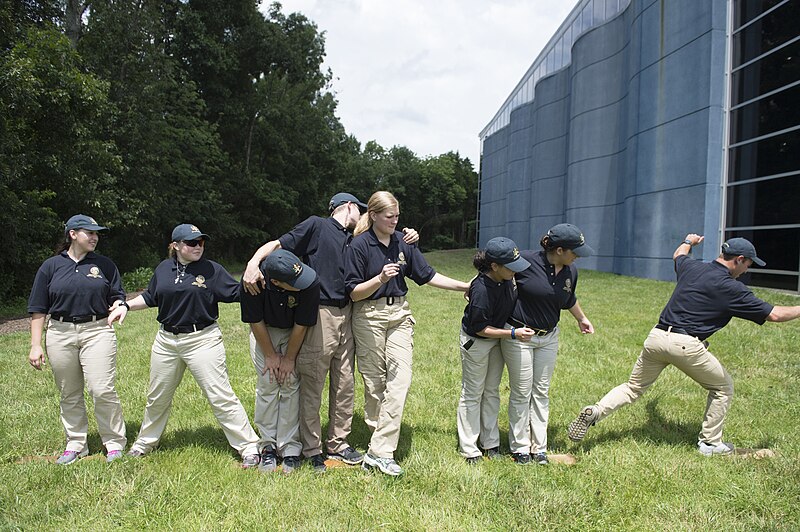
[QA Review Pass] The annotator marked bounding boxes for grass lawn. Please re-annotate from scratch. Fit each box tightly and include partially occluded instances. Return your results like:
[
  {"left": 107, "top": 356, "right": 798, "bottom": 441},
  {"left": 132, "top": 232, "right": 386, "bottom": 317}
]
[{"left": 1, "top": 249, "right": 799, "bottom": 530}]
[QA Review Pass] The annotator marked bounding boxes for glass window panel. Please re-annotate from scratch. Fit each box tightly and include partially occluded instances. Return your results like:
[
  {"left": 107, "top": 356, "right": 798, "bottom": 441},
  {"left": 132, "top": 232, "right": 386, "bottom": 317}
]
[
  {"left": 583, "top": 2, "right": 593, "bottom": 30},
  {"left": 594, "top": 0, "right": 606, "bottom": 23},
  {"left": 547, "top": 49, "right": 555, "bottom": 73},
  {"left": 729, "top": 128, "right": 800, "bottom": 181},
  {"left": 746, "top": 271, "right": 798, "bottom": 290},
  {"left": 726, "top": 174, "right": 800, "bottom": 226},
  {"left": 733, "top": 1, "right": 800, "bottom": 68},
  {"left": 731, "top": 38, "right": 800, "bottom": 105},
  {"left": 733, "top": 0, "right": 786, "bottom": 31},
  {"left": 606, "top": 0, "right": 620, "bottom": 18},
  {"left": 730, "top": 83, "right": 800, "bottom": 144},
  {"left": 572, "top": 15, "right": 583, "bottom": 38},
  {"left": 724, "top": 228, "right": 800, "bottom": 272}
]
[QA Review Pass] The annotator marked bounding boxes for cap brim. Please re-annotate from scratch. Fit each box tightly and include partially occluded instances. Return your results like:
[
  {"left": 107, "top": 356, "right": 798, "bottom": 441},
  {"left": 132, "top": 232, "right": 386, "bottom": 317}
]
[
  {"left": 751, "top": 256, "right": 766, "bottom": 267},
  {"left": 291, "top": 265, "right": 316, "bottom": 290},
  {"left": 69, "top": 224, "right": 108, "bottom": 232},
  {"left": 572, "top": 244, "right": 594, "bottom": 257},
  {"left": 505, "top": 256, "right": 531, "bottom": 273},
  {"left": 355, "top": 201, "right": 368, "bottom": 213}
]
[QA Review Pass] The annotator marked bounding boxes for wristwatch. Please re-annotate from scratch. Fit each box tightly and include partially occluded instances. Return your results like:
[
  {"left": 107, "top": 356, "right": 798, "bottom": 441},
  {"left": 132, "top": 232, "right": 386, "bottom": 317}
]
[
  {"left": 118, "top": 300, "right": 130, "bottom": 310},
  {"left": 683, "top": 239, "right": 693, "bottom": 246}
]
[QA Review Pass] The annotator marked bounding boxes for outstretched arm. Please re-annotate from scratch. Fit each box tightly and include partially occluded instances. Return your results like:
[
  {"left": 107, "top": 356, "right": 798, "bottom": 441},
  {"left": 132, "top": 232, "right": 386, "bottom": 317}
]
[
  {"left": 766, "top": 305, "right": 800, "bottom": 322},
  {"left": 426, "top": 273, "right": 470, "bottom": 292},
  {"left": 674, "top": 233, "right": 704, "bottom": 260}
]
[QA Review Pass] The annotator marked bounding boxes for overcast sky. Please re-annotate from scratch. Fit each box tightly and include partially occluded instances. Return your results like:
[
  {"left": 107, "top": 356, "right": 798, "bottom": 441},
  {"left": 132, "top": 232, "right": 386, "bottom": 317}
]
[{"left": 265, "top": 1, "right": 575, "bottom": 165}]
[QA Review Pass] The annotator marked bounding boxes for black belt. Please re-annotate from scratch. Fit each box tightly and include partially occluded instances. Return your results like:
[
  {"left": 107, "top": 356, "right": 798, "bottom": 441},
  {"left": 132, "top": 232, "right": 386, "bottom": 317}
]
[
  {"left": 655, "top": 323, "right": 694, "bottom": 336},
  {"left": 507, "top": 318, "right": 552, "bottom": 336},
  {"left": 51, "top": 314, "right": 107, "bottom": 324},
  {"left": 320, "top": 299, "right": 350, "bottom": 309},
  {"left": 384, "top": 296, "right": 404, "bottom": 305},
  {"left": 162, "top": 322, "right": 214, "bottom": 334}
]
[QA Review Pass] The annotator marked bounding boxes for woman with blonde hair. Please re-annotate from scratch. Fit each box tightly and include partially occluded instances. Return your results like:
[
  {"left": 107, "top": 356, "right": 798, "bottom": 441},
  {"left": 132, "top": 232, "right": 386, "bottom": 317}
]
[{"left": 344, "top": 191, "right": 469, "bottom": 476}]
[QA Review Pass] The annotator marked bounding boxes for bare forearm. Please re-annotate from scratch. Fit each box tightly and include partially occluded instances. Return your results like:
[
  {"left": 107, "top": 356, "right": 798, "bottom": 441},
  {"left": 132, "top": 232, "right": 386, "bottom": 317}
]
[
  {"left": 427, "top": 273, "right": 469, "bottom": 292},
  {"left": 247, "top": 240, "right": 281, "bottom": 269},
  {"left": 674, "top": 233, "right": 704, "bottom": 260},
  {"left": 767, "top": 305, "right": 800, "bottom": 322},
  {"left": 283, "top": 325, "right": 308, "bottom": 361},
  {"left": 30, "top": 313, "right": 45, "bottom": 346}
]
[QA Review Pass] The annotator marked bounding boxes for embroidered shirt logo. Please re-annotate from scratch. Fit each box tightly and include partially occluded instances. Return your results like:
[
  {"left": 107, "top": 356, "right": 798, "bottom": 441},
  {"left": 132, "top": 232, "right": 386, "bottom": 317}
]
[
  {"left": 192, "top": 275, "right": 207, "bottom": 288},
  {"left": 87, "top": 266, "right": 102, "bottom": 279},
  {"left": 563, "top": 278, "right": 573, "bottom": 293},
  {"left": 287, "top": 295, "right": 298, "bottom": 308},
  {"left": 397, "top": 252, "right": 407, "bottom": 265}
]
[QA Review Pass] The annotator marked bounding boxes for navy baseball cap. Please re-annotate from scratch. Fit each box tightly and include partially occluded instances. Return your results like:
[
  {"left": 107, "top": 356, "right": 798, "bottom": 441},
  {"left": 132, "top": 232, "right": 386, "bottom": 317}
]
[
  {"left": 264, "top": 249, "right": 317, "bottom": 289},
  {"left": 486, "top": 237, "right": 530, "bottom": 272},
  {"left": 722, "top": 237, "right": 765, "bottom": 266},
  {"left": 329, "top": 192, "right": 368, "bottom": 213},
  {"left": 65, "top": 214, "right": 108, "bottom": 233},
  {"left": 547, "top": 223, "right": 594, "bottom": 257},
  {"left": 172, "top": 223, "right": 210, "bottom": 242}
]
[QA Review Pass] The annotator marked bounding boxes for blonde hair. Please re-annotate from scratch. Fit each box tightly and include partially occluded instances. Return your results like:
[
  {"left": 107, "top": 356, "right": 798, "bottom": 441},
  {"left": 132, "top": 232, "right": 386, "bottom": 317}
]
[{"left": 353, "top": 191, "right": 399, "bottom": 236}]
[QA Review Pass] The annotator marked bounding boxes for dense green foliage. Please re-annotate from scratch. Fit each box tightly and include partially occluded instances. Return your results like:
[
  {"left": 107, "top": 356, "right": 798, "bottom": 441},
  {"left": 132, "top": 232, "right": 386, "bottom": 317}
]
[
  {"left": 2, "top": 252, "right": 799, "bottom": 529},
  {"left": 0, "top": 1, "right": 478, "bottom": 302}
]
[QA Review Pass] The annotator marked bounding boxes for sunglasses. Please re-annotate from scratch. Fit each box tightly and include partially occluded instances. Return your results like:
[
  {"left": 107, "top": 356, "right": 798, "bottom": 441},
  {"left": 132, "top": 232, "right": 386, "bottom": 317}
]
[{"left": 182, "top": 239, "right": 205, "bottom": 247}]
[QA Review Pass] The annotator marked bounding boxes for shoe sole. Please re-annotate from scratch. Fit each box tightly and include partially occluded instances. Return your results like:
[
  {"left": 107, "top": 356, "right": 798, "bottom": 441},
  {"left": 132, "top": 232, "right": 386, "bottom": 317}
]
[
  {"left": 361, "top": 459, "right": 402, "bottom": 476},
  {"left": 567, "top": 407, "right": 597, "bottom": 442},
  {"left": 327, "top": 453, "right": 363, "bottom": 465}
]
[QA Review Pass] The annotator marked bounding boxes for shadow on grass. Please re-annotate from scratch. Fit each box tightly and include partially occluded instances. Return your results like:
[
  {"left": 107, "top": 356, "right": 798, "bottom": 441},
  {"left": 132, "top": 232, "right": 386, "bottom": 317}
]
[
  {"left": 324, "top": 412, "right": 416, "bottom": 461},
  {"left": 552, "top": 399, "right": 702, "bottom": 452}
]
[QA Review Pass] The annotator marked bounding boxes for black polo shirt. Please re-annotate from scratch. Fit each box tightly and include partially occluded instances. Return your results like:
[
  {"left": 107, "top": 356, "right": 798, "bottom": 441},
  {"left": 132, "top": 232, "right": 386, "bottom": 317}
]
[
  {"left": 461, "top": 273, "right": 517, "bottom": 337},
  {"left": 344, "top": 228, "right": 436, "bottom": 299},
  {"left": 511, "top": 250, "right": 578, "bottom": 330},
  {"left": 278, "top": 215, "right": 351, "bottom": 304},
  {"left": 28, "top": 251, "right": 125, "bottom": 316},
  {"left": 659, "top": 255, "right": 773, "bottom": 340},
  {"left": 240, "top": 266, "right": 320, "bottom": 329},
  {"left": 141, "top": 258, "right": 240, "bottom": 328}
]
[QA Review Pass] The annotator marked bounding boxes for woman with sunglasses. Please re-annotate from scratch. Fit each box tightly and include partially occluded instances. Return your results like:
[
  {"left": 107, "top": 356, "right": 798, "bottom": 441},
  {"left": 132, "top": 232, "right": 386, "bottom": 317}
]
[
  {"left": 501, "top": 223, "right": 595, "bottom": 465},
  {"left": 28, "top": 214, "right": 128, "bottom": 464},
  {"left": 111, "top": 224, "right": 261, "bottom": 467}
]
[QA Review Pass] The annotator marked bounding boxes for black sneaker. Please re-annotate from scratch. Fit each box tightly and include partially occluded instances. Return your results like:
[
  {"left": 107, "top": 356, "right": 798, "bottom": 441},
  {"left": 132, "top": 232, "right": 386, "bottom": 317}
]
[
  {"left": 327, "top": 445, "right": 364, "bottom": 465},
  {"left": 532, "top": 452, "right": 549, "bottom": 465},
  {"left": 282, "top": 455, "right": 301, "bottom": 475},
  {"left": 483, "top": 447, "right": 502, "bottom": 460},
  {"left": 512, "top": 452, "right": 532, "bottom": 465},
  {"left": 259, "top": 445, "right": 278, "bottom": 473},
  {"left": 309, "top": 454, "right": 327, "bottom": 473},
  {"left": 465, "top": 455, "right": 482, "bottom": 465}
]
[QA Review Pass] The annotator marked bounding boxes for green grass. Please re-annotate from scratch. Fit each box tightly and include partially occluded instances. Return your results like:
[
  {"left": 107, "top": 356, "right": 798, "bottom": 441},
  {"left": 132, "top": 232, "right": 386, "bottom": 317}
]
[{"left": 2, "top": 248, "right": 799, "bottom": 530}]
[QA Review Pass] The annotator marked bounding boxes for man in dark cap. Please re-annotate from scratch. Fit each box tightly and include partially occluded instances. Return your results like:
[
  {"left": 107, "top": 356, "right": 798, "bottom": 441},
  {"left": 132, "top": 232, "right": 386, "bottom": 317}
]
[
  {"left": 568, "top": 234, "right": 800, "bottom": 455},
  {"left": 242, "top": 192, "right": 418, "bottom": 472}
]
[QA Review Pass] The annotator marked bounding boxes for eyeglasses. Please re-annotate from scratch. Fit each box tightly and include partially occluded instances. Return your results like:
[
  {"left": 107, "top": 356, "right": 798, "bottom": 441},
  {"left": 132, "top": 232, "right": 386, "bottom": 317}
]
[{"left": 182, "top": 239, "right": 205, "bottom": 247}]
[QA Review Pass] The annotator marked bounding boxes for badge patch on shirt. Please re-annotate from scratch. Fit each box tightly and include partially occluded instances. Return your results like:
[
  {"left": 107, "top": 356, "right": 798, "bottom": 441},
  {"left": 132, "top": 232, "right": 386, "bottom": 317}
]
[
  {"left": 192, "top": 275, "right": 207, "bottom": 288},
  {"left": 563, "top": 278, "right": 573, "bottom": 294},
  {"left": 397, "top": 252, "right": 407, "bottom": 265},
  {"left": 87, "top": 266, "right": 102, "bottom": 279},
  {"left": 287, "top": 295, "right": 298, "bottom": 308}
]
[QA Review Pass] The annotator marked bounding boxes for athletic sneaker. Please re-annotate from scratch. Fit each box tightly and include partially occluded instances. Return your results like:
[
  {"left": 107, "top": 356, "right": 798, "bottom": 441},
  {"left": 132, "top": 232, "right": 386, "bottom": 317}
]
[
  {"left": 282, "top": 456, "right": 301, "bottom": 475},
  {"left": 465, "top": 455, "right": 482, "bottom": 465},
  {"left": 532, "top": 452, "right": 549, "bottom": 465},
  {"left": 568, "top": 405, "right": 600, "bottom": 442},
  {"left": 698, "top": 441, "right": 734, "bottom": 456},
  {"left": 106, "top": 450, "right": 123, "bottom": 463},
  {"left": 483, "top": 447, "right": 502, "bottom": 460},
  {"left": 327, "top": 446, "right": 364, "bottom": 465},
  {"left": 511, "top": 452, "right": 532, "bottom": 465},
  {"left": 56, "top": 449, "right": 88, "bottom": 465},
  {"left": 309, "top": 454, "right": 327, "bottom": 473},
  {"left": 259, "top": 445, "right": 278, "bottom": 473},
  {"left": 126, "top": 449, "right": 145, "bottom": 458},
  {"left": 362, "top": 453, "right": 403, "bottom": 476},
  {"left": 241, "top": 453, "right": 260, "bottom": 469}
]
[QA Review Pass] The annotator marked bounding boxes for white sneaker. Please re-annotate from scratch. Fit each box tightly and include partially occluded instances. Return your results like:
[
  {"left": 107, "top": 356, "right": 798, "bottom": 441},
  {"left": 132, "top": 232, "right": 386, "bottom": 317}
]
[
  {"left": 698, "top": 441, "right": 734, "bottom": 456},
  {"left": 362, "top": 453, "right": 403, "bottom": 476},
  {"left": 567, "top": 405, "right": 600, "bottom": 442}
]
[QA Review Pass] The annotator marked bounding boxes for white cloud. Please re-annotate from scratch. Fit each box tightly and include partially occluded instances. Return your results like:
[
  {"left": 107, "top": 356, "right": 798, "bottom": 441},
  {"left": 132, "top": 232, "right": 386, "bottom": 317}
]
[{"left": 264, "top": 0, "right": 575, "bottom": 164}]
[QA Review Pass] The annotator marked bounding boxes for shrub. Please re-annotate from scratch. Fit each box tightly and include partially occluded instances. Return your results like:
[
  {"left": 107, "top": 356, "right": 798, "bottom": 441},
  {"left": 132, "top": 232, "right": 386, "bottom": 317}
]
[{"left": 122, "top": 267, "right": 154, "bottom": 293}]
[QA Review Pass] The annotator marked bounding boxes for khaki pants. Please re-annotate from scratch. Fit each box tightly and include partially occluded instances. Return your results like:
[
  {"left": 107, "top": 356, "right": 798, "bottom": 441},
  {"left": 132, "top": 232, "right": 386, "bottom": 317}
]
[
  {"left": 130, "top": 324, "right": 259, "bottom": 456},
  {"left": 501, "top": 326, "right": 559, "bottom": 454},
  {"left": 45, "top": 318, "right": 126, "bottom": 452},
  {"left": 352, "top": 298, "right": 414, "bottom": 459},
  {"left": 250, "top": 327, "right": 303, "bottom": 457},
  {"left": 296, "top": 305, "right": 356, "bottom": 457},
  {"left": 456, "top": 331, "right": 503, "bottom": 458},
  {"left": 596, "top": 327, "right": 733, "bottom": 445}
]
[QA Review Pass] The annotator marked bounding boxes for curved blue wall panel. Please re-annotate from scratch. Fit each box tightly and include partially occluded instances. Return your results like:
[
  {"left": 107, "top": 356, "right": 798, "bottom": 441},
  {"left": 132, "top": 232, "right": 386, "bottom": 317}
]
[{"left": 479, "top": 0, "right": 727, "bottom": 281}]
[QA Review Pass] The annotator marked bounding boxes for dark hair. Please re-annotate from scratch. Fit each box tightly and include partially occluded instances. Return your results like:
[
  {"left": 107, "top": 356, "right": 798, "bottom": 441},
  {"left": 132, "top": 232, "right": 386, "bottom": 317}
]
[
  {"left": 722, "top": 253, "right": 738, "bottom": 261},
  {"left": 55, "top": 229, "right": 75, "bottom": 255},
  {"left": 473, "top": 250, "right": 494, "bottom": 273},
  {"left": 539, "top": 234, "right": 560, "bottom": 252}
]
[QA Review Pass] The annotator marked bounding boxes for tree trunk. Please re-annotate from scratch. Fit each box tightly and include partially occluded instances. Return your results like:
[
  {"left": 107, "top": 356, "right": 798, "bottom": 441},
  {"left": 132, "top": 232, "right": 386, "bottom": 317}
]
[{"left": 64, "top": 0, "right": 89, "bottom": 47}]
